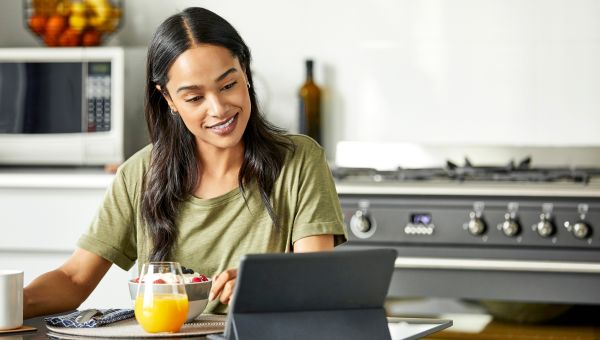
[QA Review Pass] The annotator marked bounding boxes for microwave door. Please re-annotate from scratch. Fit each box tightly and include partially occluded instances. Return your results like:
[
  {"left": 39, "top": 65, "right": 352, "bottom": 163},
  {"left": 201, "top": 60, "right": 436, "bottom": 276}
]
[
  {"left": 25, "top": 62, "right": 83, "bottom": 134},
  {"left": 0, "top": 63, "right": 26, "bottom": 133},
  {"left": 0, "top": 62, "right": 83, "bottom": 135}
]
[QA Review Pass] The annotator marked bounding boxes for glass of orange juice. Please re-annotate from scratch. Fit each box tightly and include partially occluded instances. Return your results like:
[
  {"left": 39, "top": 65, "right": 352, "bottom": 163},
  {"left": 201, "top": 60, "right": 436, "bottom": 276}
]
[{"left": 134, "top": 262, "right": 189, "bottom": 333}]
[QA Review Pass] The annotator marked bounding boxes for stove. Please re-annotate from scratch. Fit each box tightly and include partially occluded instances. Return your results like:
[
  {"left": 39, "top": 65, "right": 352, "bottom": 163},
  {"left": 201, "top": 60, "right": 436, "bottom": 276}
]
[{"left": 334, "top": 157, "right": 600, "bottom": 305}]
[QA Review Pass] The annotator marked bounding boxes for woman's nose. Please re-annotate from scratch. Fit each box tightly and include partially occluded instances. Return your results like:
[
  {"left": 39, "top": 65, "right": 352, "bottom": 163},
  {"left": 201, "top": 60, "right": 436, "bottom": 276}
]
[{"left": 206, "top": 93, "right": 227, "bottom": 117}]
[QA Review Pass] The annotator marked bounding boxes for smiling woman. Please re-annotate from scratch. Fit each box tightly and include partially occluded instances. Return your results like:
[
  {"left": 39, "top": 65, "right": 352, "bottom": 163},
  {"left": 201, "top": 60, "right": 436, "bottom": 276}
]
[
  {"left": 158, "top": 45, "right": 251, "bottom": 153},
  {"left": 22, "top": 7, "right": 346, "bottom": 318}
]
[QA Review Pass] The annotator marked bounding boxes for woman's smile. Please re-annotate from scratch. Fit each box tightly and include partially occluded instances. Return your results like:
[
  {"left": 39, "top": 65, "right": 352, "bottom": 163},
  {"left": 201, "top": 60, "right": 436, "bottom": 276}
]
[{"left": 207, "top": 112, "right": 239, "bottom": 135}]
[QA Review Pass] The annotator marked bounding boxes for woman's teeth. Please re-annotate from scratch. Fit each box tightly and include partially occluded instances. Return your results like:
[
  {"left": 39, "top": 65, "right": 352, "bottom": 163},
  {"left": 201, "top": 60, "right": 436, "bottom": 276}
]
[{"left": 211, "top": 115, "right": 236, "bottom": 129}]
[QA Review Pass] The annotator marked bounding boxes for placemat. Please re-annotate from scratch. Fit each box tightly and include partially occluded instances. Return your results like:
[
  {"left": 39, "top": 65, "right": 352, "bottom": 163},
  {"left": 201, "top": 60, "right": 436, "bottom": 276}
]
[
  {"left": 47, "top": 314, "right": 225, "bottom": 338},
  {"left": 0, "top": 325, "right": 37, "bottom": 334}
]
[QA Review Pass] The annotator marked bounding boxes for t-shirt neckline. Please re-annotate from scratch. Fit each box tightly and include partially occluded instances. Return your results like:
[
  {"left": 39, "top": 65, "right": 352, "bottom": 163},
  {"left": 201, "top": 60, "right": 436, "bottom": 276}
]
[{"left": 187, "top": 186, "right": 242, "bottom": 207}]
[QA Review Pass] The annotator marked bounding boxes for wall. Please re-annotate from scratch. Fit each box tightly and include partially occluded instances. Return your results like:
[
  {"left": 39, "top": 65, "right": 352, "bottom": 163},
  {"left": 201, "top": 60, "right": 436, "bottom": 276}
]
[{"left": 2, "top": 0, "right": 600, "bottom": 158}]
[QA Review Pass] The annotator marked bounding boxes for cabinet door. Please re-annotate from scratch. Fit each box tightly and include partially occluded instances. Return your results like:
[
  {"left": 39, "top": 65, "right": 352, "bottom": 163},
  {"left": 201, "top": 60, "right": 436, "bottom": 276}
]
[{"left": 0, "top": 185, "right": 133, "bottom": 308}]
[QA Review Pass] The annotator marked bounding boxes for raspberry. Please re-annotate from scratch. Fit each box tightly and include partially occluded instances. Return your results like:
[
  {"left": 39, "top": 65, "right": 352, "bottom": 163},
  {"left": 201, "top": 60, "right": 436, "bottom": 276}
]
[
  {"left": 200, "top": 274, "right": 208, "bottom": 282},
  {"left": 153, "top": 279, "right": 166, "bottom": 284},
  {"left": 133, "top": 277, "right": 140, "bottom": 283},
  {"left": 191, "top": 277, "right": 201, "bottom": 283}
]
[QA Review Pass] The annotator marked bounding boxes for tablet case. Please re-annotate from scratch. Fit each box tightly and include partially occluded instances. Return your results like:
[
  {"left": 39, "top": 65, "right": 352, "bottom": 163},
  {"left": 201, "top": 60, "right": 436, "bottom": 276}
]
[{"left": 225, "top": 248, "right": 397, "bottom": 340}]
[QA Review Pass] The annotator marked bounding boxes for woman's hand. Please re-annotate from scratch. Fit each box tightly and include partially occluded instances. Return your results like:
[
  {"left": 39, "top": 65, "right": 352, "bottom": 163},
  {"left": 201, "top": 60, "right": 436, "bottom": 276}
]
[
  {"left": 208, "top": 235, "right": 334, "bottom": 305},
  {"left": 209, "top": 268, "right": 237, "bottom": 304}
]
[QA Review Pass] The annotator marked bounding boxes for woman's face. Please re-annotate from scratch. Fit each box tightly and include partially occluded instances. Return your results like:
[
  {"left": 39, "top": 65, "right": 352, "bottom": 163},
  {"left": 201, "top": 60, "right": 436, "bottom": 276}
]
[{"left": 161, "top": 44, "right": 251, "bottom": 153}]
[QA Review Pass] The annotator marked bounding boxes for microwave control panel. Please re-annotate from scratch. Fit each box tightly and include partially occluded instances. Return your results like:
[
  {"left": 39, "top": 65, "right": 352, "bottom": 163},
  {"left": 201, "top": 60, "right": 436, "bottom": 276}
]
[{"left": 86, "top": 62, "right": 111, "bottom": 132}]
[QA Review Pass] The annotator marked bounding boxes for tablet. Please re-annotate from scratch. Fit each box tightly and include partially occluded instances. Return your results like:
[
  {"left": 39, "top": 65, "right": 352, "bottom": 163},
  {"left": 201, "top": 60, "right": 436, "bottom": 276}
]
[
  {"left": 229, "top": 248, "right": 398, "bottom": 313},
  {"left": 225, "top": 249, "right": 398, "bottom": 339}
]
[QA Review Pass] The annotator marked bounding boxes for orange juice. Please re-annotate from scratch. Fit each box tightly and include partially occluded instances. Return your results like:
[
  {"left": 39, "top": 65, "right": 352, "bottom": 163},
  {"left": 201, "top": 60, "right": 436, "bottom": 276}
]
[{"left": 134, "top": 293, "right": 189, "bottom": 333}]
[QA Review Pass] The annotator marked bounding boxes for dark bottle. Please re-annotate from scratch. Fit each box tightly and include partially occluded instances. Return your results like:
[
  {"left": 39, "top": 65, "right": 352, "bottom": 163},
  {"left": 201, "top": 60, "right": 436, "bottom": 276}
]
[{"left": 299, "top": 59, "right": 321, "bottom": 144}]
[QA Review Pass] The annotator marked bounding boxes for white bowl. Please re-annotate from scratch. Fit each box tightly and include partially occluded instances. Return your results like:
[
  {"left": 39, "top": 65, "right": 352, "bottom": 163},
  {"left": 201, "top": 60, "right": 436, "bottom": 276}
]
[{"left": 128, "top": 280, "right": 212, "bottom": 322}]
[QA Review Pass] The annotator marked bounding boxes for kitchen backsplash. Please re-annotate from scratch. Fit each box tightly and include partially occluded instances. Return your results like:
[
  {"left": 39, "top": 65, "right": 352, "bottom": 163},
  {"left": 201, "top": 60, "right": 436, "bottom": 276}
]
[{"left": 1, "top": 0, "right": 599, "bottom": 161}]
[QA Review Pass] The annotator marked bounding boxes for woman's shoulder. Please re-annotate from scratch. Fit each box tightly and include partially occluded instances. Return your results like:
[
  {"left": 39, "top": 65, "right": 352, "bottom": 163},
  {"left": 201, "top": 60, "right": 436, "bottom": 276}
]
[
  {"left": 283, "top": 134, "right": 325, "bottom": 165},
  {"left": 286, "top": 134, "right": 323, "bottom": 154},
  {"left": 117, "top": 144, "right": 153, "bottom": 177}
]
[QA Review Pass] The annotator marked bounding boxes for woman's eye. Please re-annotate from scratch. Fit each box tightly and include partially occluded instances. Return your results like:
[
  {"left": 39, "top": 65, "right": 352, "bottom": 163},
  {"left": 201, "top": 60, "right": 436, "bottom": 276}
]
[
  {"left": 185, "top": 96, "right": 204, "bottom": 103},
  {"left": 222, "top": 81, "right": 237, "bottom": 91}
]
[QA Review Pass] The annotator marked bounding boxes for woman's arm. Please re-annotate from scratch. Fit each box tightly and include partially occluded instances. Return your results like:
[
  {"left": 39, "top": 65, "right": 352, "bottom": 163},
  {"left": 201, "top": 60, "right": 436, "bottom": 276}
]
[
  {"left": 210, "top": 234, "right": 335, "bottom": 304},
  {"left": 23, "top": 248, "right": 112, "bottom": 318},
  {"left": 292, "top": 234, "right": 334, "bottom": 253}
]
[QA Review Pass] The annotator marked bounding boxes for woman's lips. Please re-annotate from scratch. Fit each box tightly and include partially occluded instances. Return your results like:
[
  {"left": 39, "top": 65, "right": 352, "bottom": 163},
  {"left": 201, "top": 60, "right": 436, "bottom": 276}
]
[{"left": 208, "top": 113, "right": 238, "bottom": 135}]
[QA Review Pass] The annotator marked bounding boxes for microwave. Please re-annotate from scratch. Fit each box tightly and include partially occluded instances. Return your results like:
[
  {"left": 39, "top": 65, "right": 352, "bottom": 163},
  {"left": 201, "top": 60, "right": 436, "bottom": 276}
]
[{"left": 0, "top": 47, "right": 146, "bottom": 166}]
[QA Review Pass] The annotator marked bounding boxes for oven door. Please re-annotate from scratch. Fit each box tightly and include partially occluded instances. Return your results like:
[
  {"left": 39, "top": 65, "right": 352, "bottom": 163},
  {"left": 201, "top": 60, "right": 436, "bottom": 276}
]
[{"left": 338, "top": 193, "right": 600, "bottom": 305}]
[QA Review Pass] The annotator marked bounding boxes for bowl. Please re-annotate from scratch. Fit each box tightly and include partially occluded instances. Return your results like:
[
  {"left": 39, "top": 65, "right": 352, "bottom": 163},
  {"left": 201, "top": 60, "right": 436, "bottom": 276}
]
[
  {"left": 128, "top": 280, "right": 212, "bottom": 322},
  {"left": 23, "top": 0, "right": 123, "bottom": 47}
]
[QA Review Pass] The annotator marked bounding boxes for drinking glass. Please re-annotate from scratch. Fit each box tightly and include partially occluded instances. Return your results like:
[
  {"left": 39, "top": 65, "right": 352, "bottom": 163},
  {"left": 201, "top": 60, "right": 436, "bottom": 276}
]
[{"left": 134, "top": 262, "right": 189, "bottom": 333}]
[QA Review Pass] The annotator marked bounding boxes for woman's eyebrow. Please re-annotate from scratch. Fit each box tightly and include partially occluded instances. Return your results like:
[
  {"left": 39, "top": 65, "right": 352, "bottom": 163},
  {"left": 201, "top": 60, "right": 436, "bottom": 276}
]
[
  {"left": 215, "top": 67, "right": 237, "bottom": 82},
  {"left": 175, "top": 67, "right": 238, "bottom": 94}
]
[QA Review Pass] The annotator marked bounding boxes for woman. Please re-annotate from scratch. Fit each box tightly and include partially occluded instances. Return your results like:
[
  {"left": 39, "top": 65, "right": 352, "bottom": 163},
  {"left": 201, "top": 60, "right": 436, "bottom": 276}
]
[{"left": 23, "top": 7, "right": 346, "bottom": 317}]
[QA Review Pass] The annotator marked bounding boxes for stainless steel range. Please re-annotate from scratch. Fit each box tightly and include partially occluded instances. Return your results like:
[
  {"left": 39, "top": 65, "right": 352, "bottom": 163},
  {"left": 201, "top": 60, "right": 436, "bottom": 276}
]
[{"left": 334, "top": 150, "right": 600, "bottom": 305}]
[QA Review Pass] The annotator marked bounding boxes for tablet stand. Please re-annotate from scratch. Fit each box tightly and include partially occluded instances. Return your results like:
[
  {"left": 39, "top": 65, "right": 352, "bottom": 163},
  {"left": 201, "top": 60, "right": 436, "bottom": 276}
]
[{"left": 228, "top": 308, "right": 391, "bottom": 340}]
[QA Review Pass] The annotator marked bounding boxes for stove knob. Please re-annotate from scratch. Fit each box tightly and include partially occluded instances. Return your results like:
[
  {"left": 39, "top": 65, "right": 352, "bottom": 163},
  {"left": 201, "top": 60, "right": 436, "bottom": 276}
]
[
  {"left": 467, "top": 213, "right": 487, "bottom": 236},
  {"left": 536, "top": 215, "right": 555, "bottom": 238},
  {"left": 572, "top": 222, "right": 591, "bottom": 239},
  {"left": 350, "top": 210, "right": 372, "bottom": 233},
  {"left": 501, "top": 218, "right": 521, "bottom": 237}
]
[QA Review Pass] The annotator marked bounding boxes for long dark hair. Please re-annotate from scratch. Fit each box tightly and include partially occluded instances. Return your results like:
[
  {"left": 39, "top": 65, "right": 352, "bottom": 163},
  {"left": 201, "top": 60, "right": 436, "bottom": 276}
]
[{"left": 142, "top": 7, "right": 293, "bottom": 261}]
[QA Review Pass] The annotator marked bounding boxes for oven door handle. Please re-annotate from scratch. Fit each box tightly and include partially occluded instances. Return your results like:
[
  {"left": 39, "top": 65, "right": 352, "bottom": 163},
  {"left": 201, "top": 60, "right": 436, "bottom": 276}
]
[{"left": 394, "top": 257, "right": 600, "bottom": 274}]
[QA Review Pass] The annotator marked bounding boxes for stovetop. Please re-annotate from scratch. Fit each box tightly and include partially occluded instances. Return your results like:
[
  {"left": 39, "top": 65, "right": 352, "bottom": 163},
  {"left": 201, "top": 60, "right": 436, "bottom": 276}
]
[{"left": 333, "top": 157, "right": 600, "bottom": 197}]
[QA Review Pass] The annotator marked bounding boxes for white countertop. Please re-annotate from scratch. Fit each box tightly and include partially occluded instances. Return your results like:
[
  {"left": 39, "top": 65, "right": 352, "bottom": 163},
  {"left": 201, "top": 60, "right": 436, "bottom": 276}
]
[
  {"left": 335, "top": 180, "right": 600, "bottom": 197},
  {"left": 0, "top": 168, "right": 114, "bottom": 189},
  {"left": 2, "top": 167, "right": 600, "bottom": 197}
]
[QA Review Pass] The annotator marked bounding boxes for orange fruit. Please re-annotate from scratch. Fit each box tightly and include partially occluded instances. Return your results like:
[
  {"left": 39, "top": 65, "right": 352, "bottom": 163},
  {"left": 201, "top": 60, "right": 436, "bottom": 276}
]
[
  {"left": 43, "top": 33, "right": 60, "bottom": 47},
  {"left": 59, "top": 28, "right": 81, "bottom": 46},
  {"left": 45, "top": 15, "right": 67, "bottom": 37},
  {"left": 82, "top": 29, "right": 101, "bottom": 46},
  {"left": 28, "top": 14, "right": 47, "bottom": 35}
]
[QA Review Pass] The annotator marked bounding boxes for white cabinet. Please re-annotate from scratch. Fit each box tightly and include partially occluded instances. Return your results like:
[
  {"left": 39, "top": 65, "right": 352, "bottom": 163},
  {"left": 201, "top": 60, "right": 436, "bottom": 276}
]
[{"left": 0, "top": 169, "right": 132, "bottom": 309}]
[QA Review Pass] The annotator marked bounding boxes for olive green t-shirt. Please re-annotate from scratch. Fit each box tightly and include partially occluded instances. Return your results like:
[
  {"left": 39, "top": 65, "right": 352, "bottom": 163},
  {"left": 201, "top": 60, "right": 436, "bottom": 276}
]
[{"left": 77, "top": 134, "right": 347, "bottom": 314}]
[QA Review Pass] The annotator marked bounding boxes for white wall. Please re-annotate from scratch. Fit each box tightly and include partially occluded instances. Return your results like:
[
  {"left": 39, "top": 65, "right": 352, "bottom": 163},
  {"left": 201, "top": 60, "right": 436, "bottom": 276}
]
[{"left": 2, "top": 0, "right": 600, "bottom": 157}]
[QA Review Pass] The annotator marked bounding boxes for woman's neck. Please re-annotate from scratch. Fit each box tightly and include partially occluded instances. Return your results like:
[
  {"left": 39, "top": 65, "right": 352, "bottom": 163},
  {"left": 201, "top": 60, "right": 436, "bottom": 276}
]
[{"left": 193, "top": 142, "right": 244, "bottom": 199}]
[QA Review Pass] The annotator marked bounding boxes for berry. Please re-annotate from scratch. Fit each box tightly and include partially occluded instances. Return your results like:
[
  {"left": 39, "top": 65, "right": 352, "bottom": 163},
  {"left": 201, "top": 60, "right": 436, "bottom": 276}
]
[
  {"left": 153, "top": 279, "right": 166, "bottom": 284},
  {"left": 191, "top": 277, "right": 201, "bottom": 283},
  {"left": 200, "top": 274, "right": 208, "bottom": 282},
  {"left": 133, "top": 277, "right": 140, "bottom": 283}
]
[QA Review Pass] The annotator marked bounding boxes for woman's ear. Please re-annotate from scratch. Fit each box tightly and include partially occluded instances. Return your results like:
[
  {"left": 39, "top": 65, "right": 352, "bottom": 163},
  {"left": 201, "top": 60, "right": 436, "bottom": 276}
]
[{"left": 156, "top": 85, "right": 176, "bottom": 112}]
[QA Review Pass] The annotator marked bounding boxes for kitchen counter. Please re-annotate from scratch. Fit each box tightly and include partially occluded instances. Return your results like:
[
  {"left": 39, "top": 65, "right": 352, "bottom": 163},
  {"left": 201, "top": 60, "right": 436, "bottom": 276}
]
[
  {"left": 387, "top": 298, "right": 600, "bottom": 340},
  {"left": 335, "top": 179, "right": 600, "bottom": 197},
  {"left": 4, "top": 167, "right": 600, "bottom": 197},
  {"left": 3, "top": 306, "right": 599, "bottom": 340},
  {"left": 0, "top": 167, "right": 114, "bottom": 189}
]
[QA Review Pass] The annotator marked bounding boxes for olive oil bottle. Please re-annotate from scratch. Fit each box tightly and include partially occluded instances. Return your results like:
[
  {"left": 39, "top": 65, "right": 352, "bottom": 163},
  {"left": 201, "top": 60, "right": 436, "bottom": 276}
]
[{"left": 299, "top": 59, "right": 321, "bottom": 144}]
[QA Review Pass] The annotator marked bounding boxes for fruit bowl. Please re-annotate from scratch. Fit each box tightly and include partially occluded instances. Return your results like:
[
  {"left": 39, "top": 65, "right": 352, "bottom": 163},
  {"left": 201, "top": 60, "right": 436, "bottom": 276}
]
[
  {"left": 23, "top": 0, "right": 123, "bottom": 47},
  {"left": 128, "top": 279, "right": 212, "bottom": 322}
]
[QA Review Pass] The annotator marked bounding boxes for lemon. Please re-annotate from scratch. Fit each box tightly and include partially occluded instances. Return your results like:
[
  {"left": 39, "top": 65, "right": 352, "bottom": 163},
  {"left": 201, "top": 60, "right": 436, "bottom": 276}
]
[
  {"left": 69, "top": 14, "right": 86, "bottom": 31},
  {"left": 70, "top": 2, "right": 86, "bottom": 15}
]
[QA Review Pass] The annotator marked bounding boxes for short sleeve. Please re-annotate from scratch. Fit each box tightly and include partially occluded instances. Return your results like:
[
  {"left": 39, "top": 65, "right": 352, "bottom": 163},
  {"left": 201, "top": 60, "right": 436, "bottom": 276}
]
[
  {"left": 77, "top": 167, "right": 138, "bottom": 270},
  {"left": 291, "top": 141, "right": 347, "bottom": 247}
]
